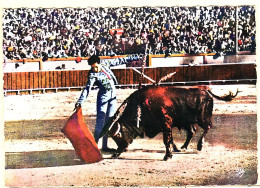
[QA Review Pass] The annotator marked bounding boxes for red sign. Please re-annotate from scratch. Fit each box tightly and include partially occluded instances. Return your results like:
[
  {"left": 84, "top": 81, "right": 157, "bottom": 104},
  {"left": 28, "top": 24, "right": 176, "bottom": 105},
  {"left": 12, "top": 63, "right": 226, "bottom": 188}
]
[{"left": 110, "top": 29, "right": 124, "bottom": 36}]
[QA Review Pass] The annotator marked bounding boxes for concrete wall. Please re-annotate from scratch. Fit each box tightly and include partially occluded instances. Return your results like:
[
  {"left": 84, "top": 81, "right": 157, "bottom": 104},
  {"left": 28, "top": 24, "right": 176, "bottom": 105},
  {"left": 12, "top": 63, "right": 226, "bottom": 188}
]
[
  {"left": 223, "top": 55, "right": 256, "bottom": 63},
  {"left": 151, "top": 56, "right": 204, "bottom": 67},
  {"left": 3, "top": 59, "right": 126, "bottom": 73},
  {"left": 4, "top": 62, "right": 40, "bottom": 73},
  {"left": 150, "top": 55, "right": 256, "bottom": 67},
  {"left": 4, "top": 55, "right": 256, "bottom": 72}
]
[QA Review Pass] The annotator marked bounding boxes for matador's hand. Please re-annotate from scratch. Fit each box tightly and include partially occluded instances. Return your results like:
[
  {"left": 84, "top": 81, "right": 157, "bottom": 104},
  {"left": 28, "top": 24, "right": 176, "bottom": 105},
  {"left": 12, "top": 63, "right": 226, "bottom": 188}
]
[{"left": 74, "top": 103, "right": 81, "bottom": 111}]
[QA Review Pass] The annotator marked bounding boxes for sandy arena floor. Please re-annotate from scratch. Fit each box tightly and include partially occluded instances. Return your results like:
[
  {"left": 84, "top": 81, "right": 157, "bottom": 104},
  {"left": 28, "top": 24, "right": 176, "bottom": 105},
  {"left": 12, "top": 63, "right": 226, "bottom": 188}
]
[{"left": 3, "top": 84, "right": 258, "bottom": 187}]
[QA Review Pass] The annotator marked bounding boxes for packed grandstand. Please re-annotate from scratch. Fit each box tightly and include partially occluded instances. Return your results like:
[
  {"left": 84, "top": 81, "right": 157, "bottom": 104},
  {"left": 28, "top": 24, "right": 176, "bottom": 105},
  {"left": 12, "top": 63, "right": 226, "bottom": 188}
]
[{"left": 2, "top": 6, "right": 256, "bottom": 60}]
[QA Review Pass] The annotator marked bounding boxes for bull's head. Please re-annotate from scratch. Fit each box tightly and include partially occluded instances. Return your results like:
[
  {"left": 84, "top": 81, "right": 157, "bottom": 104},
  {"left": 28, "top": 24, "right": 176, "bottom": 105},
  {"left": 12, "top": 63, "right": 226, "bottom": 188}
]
[{"left": 99, "top": 97, "right": 144, "bottom": 158}]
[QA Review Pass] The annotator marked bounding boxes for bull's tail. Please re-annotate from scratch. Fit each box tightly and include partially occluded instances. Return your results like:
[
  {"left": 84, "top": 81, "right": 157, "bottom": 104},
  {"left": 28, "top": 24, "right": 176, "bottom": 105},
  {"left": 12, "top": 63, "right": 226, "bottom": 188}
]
[{"left": 207, "top": 89, "right": 239, "bottom": 101}]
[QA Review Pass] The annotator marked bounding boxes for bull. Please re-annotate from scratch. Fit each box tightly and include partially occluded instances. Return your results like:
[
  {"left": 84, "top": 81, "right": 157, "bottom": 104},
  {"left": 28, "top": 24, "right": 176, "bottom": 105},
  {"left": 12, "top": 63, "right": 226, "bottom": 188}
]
[{"left": 100, "top": 86, "right": 238, "bottom": 160}]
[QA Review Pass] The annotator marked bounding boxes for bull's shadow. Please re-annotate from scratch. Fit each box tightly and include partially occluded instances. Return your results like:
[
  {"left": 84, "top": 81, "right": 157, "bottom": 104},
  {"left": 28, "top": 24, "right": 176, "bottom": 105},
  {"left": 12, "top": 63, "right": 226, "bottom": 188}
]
[
  {"left": 142, "top": 149, "right": 198, "bottom": 154},
  {"left": 5, "top": 150, "right": 85, "bottom": 169},
  {"left": 125, "top": 148, "right": 198, "bottom": 154},
  {"left": 104, "top": 148, "right": 198, "bottom": 161}
]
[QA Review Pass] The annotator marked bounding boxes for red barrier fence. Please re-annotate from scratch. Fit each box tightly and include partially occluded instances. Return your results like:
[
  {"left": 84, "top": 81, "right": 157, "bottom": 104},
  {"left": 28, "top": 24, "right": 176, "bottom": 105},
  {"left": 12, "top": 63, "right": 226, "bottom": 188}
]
[{"left": 3, "top": 63, "right": 256, "bottom": 95}]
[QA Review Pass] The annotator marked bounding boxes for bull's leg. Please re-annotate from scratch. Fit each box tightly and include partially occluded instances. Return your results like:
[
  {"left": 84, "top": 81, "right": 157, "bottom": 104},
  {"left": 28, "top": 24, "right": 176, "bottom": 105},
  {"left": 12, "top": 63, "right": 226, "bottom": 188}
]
[
  {"left": 181, "top": 130, "right": 193, "bottom": 150},
  {"left": 170, "top": 131, "right": 180, "bottom": 152},
  {"left": 163, "top": 129, "right": 173, "bottom": 161},
  {"left": 181, "top": 125, "right": 196, "bottom": 150},
  {"left": 197, "top": 99, "right": 213, "bottom": 151},
  {"left": 197, "top": 125, "right": 211, "bottom": 151}
]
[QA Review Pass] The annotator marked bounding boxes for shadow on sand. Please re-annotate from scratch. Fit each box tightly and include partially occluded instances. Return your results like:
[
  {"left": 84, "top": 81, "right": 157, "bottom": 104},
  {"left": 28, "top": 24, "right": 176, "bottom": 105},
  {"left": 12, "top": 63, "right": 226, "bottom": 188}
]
[
  {"left": 6, "top": 148, "right": 198, "bottom": 169},
  {"left": 5, "top": 150, "right": 85, "bottom": 169}
]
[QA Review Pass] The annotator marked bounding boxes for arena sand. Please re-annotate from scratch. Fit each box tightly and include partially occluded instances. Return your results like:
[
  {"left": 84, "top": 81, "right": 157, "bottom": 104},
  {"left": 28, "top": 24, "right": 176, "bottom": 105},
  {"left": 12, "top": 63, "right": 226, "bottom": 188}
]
[{"left": 3, "top": 84, "right": 258, "bottom": 187}]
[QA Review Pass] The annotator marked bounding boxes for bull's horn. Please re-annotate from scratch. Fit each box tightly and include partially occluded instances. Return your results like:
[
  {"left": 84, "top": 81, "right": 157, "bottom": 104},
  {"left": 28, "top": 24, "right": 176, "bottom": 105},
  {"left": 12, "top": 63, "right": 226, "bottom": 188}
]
[{"left": 113, "top": 123, "right": 121, "bottom": 136}]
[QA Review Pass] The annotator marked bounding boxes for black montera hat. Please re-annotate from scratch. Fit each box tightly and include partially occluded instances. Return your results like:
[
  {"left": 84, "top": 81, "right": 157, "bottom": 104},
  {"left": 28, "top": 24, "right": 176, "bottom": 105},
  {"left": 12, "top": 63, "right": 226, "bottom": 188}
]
[{"left": 88, "top": 55, "right": 100, "bottom": 65}]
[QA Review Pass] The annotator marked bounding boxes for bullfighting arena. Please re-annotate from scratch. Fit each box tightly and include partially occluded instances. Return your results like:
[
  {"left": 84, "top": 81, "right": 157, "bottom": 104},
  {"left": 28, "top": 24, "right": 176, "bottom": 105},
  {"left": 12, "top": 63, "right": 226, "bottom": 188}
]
[{"left": 4, "top": 84, "right": 258, "bottom": 187}]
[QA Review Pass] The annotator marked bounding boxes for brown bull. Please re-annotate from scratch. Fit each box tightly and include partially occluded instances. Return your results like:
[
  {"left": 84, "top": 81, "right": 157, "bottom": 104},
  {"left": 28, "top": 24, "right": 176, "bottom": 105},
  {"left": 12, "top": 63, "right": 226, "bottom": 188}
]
[{"left": 100, "top": 86, "right": 238, "bottom": 160}]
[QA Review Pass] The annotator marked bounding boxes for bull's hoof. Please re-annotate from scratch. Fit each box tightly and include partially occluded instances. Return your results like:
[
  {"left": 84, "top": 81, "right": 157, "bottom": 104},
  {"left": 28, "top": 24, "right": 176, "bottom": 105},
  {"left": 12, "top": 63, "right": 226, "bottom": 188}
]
[
  {"left": 163, "top": 154, "right": 172, "bottom": 161},
  {"left": 173, "top": 148, "right": 181, "bottom": 152},
  {"left": 197, "top": 145, "right": 202, "bottom": 151},
  {"left": 172, "top": 145, "right": 180, "bottom": 152},
  {"left": 181, "top": 145, "right": 188, "bottom": 150},
  {"left": 197, "top": 143, "right": 203, "bottom": 151},
  {"left": 111, "top": 152, "right": 121, "bottom": 159}
]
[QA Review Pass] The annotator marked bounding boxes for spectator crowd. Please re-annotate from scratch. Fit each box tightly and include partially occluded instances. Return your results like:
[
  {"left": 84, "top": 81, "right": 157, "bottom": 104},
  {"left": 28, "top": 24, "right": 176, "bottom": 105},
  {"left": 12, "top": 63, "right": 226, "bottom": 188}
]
[{"left": 2, "top": 6, "right": 256, "bottom": 60}]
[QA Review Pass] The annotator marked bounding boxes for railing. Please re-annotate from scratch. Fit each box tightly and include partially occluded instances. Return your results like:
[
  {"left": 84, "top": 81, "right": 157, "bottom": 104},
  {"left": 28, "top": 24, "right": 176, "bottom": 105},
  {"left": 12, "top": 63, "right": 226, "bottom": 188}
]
[{"left": 3, "top": 63, "right": 256, "bottom": 95}]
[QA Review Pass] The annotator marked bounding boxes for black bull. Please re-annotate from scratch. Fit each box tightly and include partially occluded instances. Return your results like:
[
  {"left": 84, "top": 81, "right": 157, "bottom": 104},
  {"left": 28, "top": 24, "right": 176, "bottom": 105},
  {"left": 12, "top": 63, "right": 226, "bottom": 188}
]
[{"left": 100, "top": 86, "right": 238, "bottom": 160}]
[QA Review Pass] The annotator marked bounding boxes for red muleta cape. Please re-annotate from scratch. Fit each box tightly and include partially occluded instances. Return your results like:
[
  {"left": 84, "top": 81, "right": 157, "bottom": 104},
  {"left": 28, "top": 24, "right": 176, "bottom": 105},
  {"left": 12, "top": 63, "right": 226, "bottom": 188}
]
[{"left": 62, "top": 107, "right": 103, "bottom": 163}]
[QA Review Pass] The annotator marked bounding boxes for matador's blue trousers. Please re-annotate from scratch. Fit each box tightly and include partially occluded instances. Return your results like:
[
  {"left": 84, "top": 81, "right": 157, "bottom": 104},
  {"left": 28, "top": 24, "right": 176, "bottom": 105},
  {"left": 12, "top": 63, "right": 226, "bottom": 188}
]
[{"left": 94, "top": 91, "right": 117, "bottom": 148}]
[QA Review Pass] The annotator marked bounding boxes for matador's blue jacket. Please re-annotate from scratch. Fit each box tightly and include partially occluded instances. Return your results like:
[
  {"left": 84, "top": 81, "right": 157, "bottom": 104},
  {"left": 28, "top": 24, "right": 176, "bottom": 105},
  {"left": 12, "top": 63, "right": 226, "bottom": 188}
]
[{"left": 76, "top": 56, "right": 138, "bottom": 105}]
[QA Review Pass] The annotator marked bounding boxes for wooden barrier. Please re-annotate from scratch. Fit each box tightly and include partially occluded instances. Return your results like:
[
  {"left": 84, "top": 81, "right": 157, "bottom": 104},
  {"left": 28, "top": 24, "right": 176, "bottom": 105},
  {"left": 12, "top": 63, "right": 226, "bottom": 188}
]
[{"left": 3, "top": 63, "right": 256, "bottom": 95}]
